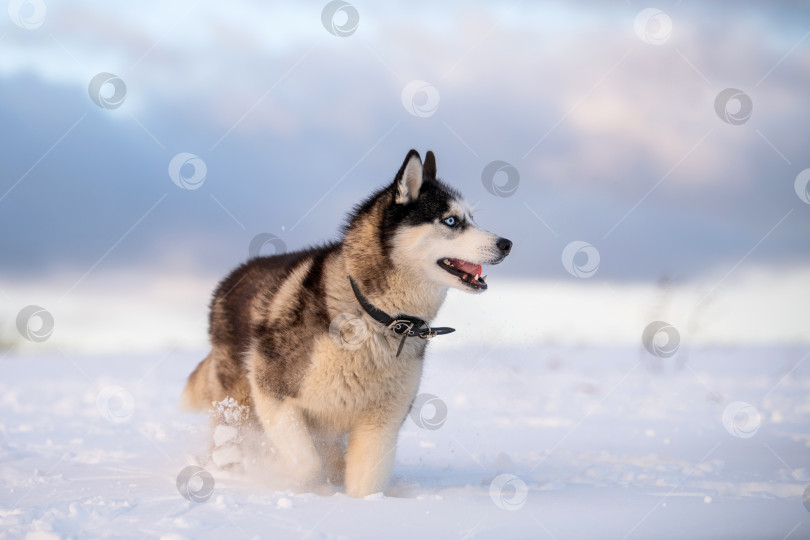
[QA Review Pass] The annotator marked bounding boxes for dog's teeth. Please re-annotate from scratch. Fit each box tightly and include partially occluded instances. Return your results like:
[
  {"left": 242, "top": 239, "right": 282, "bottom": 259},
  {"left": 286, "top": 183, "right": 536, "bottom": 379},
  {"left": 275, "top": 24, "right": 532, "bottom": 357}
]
[
  {"left": 481, "top": 275, "right": 487, "bottom": 282},
  {"left": 443, "top": 259, "right": 451, "bottom": 265},
  {"left": 474, "top": 273, "right": 479, "bottom": 281}
]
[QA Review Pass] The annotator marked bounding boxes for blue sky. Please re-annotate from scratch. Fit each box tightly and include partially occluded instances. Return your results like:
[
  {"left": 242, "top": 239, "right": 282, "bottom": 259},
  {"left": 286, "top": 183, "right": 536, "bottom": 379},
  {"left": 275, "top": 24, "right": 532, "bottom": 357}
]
[{"left": 1, "top": 0, "right": 809, "bottom": 288}]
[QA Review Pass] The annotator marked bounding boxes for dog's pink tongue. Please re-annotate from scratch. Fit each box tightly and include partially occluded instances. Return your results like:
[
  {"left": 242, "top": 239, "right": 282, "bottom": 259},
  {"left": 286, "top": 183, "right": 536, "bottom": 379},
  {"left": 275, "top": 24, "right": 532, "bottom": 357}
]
[{"left": 450, "top": 258, "right": 482, "bottom": 276}]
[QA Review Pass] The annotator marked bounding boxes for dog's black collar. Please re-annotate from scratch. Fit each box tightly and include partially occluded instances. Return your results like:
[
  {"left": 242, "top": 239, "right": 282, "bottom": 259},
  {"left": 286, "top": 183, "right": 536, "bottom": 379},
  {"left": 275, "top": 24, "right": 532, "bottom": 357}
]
[{"left": 348, "top": 276, "right": 455, "bottom": 357}]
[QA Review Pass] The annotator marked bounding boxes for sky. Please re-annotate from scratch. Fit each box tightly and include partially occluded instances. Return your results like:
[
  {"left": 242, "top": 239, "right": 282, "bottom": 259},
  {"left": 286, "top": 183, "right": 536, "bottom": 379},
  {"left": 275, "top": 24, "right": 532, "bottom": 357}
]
[{"left": 1, "top": 0, "right": 809, "bottom": 350}]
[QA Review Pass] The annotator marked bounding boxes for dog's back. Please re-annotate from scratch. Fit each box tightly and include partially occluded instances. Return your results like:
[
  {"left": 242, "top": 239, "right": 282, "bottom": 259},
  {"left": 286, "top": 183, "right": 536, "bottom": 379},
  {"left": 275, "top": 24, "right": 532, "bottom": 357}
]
[{"left": 181, "top": 244, "right": 336, "bottom": 412}]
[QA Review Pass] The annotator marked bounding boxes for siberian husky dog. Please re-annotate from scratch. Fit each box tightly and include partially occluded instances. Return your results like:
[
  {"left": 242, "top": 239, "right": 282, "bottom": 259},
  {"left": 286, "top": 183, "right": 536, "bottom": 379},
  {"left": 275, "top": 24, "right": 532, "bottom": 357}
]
[{"left": 182, "top": 149, "right": 512, "bottom": 497}]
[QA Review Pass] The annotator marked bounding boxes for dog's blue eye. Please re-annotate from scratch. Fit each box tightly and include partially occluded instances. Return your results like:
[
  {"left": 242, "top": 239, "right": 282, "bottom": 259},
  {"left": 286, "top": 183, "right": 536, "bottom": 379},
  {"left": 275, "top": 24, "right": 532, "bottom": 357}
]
[{"left": 443, "top": 216, "right": 457, "bottom": 227}]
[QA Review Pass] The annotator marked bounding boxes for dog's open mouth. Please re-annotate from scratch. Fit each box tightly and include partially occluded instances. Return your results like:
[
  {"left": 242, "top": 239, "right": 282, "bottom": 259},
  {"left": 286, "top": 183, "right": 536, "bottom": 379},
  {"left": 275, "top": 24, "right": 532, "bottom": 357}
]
[{"left": 437, "top": 258, "right": 487, "bottom": 290}]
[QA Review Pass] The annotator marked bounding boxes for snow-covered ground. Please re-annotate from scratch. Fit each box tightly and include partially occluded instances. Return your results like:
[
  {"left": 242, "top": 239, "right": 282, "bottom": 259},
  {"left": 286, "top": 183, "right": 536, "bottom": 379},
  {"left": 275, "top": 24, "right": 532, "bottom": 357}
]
[{"left": 2, "top": 340, "right": 809, "bottom": 539}]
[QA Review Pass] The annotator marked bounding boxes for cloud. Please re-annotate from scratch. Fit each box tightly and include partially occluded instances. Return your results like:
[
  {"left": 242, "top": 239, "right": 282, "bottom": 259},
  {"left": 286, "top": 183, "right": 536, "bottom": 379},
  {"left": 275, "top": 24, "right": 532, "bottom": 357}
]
[{"left": 0, "top": 0, "right": 808, "bottom": 286}]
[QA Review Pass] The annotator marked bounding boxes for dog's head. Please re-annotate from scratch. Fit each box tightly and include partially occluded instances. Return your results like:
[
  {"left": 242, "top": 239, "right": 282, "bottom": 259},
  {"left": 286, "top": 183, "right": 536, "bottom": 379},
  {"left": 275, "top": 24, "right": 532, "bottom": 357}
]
[{"left": 385, "top": 149, "right": 512, "bottom": 293}]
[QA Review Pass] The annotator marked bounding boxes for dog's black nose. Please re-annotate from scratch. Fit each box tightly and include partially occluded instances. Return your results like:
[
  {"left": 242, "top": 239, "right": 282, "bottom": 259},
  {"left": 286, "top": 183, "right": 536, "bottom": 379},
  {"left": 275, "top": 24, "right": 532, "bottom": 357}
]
[{"left": 496, "top": 237, "right": 512, "bottom": 255}]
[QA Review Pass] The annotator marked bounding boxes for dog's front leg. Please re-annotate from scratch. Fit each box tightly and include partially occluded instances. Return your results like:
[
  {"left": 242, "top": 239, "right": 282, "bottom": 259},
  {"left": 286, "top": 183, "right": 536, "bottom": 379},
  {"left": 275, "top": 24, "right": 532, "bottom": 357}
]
[
  {"left": 344, "top": 415, "right": 402, "bottom": 497},
  {"left": 252, "top": 389, "right": 322, "bottom": 487}
]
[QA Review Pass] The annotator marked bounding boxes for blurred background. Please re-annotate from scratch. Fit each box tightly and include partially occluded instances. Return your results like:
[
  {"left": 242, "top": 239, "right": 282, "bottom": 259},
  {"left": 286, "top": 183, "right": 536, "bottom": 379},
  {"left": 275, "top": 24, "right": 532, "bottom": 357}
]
[{"left": 1, "top": 0, "right": 808, "bottom": 353}]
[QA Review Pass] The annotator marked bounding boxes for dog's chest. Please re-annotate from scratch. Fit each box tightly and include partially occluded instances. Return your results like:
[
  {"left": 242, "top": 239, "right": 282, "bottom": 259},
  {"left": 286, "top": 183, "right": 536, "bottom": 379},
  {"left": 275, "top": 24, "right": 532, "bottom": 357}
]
[{"left": 297, "top": 330, "right": 426, "bottom": 428}]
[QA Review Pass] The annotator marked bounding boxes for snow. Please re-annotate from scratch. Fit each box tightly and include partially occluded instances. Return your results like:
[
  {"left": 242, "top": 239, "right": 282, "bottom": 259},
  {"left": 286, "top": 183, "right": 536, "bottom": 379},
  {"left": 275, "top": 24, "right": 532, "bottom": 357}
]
[
  {"left": 3, "top": 267, "right": 810, "bottom": 354},
  {"left": 2, "top": 343, "right": 809, "bottom": 538}
]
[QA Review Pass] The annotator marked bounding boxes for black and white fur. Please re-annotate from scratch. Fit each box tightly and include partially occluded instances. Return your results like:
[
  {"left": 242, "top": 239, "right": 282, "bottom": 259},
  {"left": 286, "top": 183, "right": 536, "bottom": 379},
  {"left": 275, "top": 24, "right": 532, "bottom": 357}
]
[{"left": 182, "top": 149, "right": 512, "bottom": 497}]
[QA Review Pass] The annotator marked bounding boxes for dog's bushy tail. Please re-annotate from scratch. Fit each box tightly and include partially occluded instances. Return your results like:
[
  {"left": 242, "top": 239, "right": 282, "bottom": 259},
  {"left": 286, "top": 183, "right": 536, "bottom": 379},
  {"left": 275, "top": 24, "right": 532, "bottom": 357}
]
[{"left": 181, "top": 353, "right": 213, "bottom": 412}]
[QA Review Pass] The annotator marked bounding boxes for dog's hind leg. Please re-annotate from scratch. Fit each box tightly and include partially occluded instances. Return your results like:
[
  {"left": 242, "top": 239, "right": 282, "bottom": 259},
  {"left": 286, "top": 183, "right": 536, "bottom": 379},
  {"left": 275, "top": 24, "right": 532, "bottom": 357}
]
[{"left": 313, "top": 429, "right": 346, "bottom": 486}]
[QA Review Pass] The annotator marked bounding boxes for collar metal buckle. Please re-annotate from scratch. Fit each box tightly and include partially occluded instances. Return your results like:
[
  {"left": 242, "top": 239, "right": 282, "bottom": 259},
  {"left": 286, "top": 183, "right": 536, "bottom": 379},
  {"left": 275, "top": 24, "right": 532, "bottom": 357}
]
[
  {"left": 419, "top": 321, "right": 436, "bottom": 339},
  {"left": 388, "top": 319, "right": 415, "bottom": 335}
]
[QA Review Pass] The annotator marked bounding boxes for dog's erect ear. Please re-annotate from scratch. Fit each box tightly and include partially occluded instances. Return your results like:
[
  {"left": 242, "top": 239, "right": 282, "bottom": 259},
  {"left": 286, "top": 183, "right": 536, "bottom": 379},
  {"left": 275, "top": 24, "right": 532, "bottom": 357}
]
[
  {"left": 423, "top": 150, "right": 437, "bottom": 180},
  {"left": 394, "top": 149, "right": 423, "bottom": 205}
]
